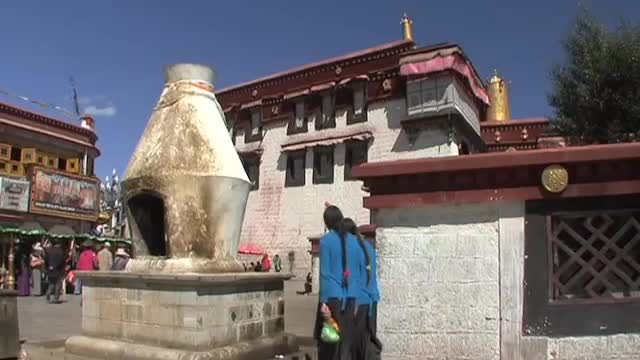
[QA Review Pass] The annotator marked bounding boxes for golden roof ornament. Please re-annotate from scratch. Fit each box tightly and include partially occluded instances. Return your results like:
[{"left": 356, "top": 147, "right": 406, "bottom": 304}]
[
  {"left": 486, "top": 69, "right": 512, "bottom": 122},
  {"left": 401, "top": 14, "right": 414, "bottom": 42}
]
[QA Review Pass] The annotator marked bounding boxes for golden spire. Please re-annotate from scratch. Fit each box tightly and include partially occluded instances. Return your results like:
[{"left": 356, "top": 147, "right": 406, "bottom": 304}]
[
  {"left": 401, "top": 13, "right": 414, "bottom": 41},
  {"left": 486, "top": 69, "right": 512, "bottom": 122}
]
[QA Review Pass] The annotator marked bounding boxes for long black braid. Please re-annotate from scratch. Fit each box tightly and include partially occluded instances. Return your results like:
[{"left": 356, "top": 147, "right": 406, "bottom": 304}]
[
  {"left": 339, "top": 218, "right": 372, "bottom": 287},
  {"left": 323, "top": 206, "right": 348, "bottom": 288}
]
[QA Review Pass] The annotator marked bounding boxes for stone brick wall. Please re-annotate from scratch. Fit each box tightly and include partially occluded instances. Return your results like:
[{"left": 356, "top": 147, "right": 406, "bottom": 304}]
[
  {"left": 374, "top": 203, "right": 501, "bottom": 360},
  {"left": 374, "top": 202, "right": 640, "bottom": 359},
  {"left": 234, "top": 98, "right": 461, "bottom": 278}
]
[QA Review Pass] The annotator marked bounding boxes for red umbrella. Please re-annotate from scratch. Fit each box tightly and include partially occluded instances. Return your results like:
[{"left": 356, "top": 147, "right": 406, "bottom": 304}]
[{"left": 238, "top": 242, "right": 265, "bottom": 255}]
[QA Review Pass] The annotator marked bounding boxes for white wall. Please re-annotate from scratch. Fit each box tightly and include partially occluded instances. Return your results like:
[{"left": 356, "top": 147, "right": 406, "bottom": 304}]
[{"left": 233, "top": 97, "right": 459, "bottom": 277}]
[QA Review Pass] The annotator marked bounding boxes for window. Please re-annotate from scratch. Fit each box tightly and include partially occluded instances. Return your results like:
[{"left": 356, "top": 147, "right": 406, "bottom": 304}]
[
  {"left": 344, "top": 140, "right": 368, "bottom": 180},
  {"left": 347, "top": 82, "right": 368, "bottom": 124},
  {"left": 313, "top": 146, "right": 334, "bottom": 184},
  {"left": 10, "top": 147, "right": 21, "bottom": 162},
  {"left": 58, "top": 158, "right": 67, "bottom": 171},
  {"left": 241, "top": 154, "right": 260, "bottom": 191},
  {"left": 406, "top": 77, "right": 448, "bottom": 116},
  {"left": 288, "top": 101, "right": 308, "bottom": 135},
  {"left": 285, "top": 150, "right": 306, "bottom": 187},
  {"left": 316, "top": 93, "right": 336, "bottom": 130},
  {"left": 523, "top": 195, "right": 640, "bottom": 337},
  {"left": 245, "top": 109, "right": 263, "bottom": 143}
]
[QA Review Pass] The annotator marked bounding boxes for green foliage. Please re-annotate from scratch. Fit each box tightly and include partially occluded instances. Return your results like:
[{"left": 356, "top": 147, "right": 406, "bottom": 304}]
[{"left": 549, "top": 9, "right": 640, "bottom": 144}]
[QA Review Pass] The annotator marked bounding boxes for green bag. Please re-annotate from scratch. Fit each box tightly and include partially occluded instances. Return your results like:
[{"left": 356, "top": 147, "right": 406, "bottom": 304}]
[{"left": 320, "top": 322, "right": 340, "bottom": 343}]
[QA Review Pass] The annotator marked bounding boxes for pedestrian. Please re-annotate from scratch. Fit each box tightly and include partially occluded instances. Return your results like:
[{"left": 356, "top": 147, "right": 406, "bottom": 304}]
[
  {"left": 111, "top": 248, "right": 130, "bottom": 271},
  {"left": 339, "top": 218, "right": 383, "bottom": 359},
  {"left": 261, "top": 253, "right": 272, "bottom": 272},
  {"left": 16, "top": 252, "right": 31, "bottom": 296},
  {"left": 254, "top": 261, "right": 263, "bottom": 272},
  {"left": 273, "top": 254, "right": 282, "bottom": 273},
  {"left": 314, "top": 205, "right": 366, "bottom": 360},
  {"left": 74, "top": 241, "right": 98, "bottom": 295},
  {"left": 97, "top": 242, "right": 113, "bottom": 271},
  {"left": 30, "top": 242, "right": 46, "bottom": 296},
  {"left": 44, "top": 242, "right": 65, "bottom": 304}
]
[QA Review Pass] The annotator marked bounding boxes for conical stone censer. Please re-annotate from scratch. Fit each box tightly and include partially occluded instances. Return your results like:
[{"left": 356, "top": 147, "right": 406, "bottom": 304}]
[
  {"left": 122, "top": 63, "right": 250, "bottom": 273},
  {"left": 64, "top": 65, "right": 298, "bottom": 360}
]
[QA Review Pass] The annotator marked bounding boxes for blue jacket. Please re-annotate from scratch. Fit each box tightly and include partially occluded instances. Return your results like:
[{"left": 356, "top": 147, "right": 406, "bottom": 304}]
[{"left": 319, "top": 230, "right": 364, "bottom": 306}]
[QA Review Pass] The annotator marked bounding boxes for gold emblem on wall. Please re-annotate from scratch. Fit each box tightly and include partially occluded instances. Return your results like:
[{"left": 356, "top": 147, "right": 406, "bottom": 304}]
[{"left": 541, "top": 165, "right": 569, "bottom": 193}]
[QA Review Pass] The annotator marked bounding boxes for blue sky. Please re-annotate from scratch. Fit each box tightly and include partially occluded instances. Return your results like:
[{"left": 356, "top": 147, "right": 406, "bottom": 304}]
[{"left": 1, "top": 1, "right": 638, "bottom": 180}]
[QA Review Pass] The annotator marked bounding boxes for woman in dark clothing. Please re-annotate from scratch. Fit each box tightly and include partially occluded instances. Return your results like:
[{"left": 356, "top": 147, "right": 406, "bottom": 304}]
[{"left": 16, "top": 253, "right": 31, "bottom": 296}]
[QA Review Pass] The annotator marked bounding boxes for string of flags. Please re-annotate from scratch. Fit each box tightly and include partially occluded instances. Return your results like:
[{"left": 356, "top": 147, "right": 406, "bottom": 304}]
[{"left": 0, "top": 86, "right": 77, "bottom": 118}]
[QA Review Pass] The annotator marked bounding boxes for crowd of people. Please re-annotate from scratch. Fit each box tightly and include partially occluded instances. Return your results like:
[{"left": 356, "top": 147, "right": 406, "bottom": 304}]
[
  {"left": 243, "top": 253, "right": 282, "bottom": 273},
  {"left": 12, "top": 239, "right": 131, "bottom": 303}
]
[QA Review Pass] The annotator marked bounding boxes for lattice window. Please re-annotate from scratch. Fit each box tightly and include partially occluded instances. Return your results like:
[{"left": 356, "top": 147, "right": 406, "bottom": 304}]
[{"left": 549, "top": 210, "right": 640, "bottom": 302}]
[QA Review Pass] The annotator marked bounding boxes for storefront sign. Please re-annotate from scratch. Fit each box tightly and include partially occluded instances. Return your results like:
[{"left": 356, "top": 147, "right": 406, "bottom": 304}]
[
  {"left": 30, "top": 167, "right": 100, "bottom": 221},
  {"left": 0, "top": 177, "right": 30, "bottom": 212}
]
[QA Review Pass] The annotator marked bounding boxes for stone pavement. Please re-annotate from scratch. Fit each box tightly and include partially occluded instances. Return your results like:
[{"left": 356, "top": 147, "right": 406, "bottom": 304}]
[{"left": 17, "top": 279, "right": 318, "bottom": 358}]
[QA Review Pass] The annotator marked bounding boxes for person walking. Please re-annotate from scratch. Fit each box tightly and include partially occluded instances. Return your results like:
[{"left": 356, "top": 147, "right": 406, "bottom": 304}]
[
  {"left": 97, "top": 242, "right": 113, "bottom": 271},
  {"left": 261, "top": 253, "right": 272, "bottom": 272},
  {"left": 111, "top": 248, "right": 130, "bottom": 271},
  {"left": 74, "top": 241, "right": 98, "bottom": 295},
  {"left": 16, "top": 253, "right": 31, "bottom": 296},
  {"left": 44, "top": 242, "right": 66, "bottom": 304},
  {"left": 30, "top": 242, "right": 45, "bottom": 296},
  {"left": 273, "top": 254, "right": 282, "bottom": 273}
]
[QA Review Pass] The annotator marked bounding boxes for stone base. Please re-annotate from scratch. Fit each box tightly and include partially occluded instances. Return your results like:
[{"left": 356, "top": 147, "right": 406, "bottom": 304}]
[
  {"left": 126, "top": 256, "right": 245, "bottom": 273},
  {"left": 65, "top": 334, "right": 297, "bottom": 360},
  {"left": 65, "top": 271, "right": 295, "bottom": 360}
]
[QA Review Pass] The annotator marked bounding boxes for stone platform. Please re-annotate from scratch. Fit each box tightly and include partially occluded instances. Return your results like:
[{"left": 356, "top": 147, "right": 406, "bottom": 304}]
[{"left": 64, "top": 272, "right": 298, "bottom": 360}]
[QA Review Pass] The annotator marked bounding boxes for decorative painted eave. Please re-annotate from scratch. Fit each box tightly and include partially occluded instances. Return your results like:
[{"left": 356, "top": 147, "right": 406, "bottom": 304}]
[
  {"left": 0, "top": 101, "right": 98, "bottom": 142},
  {"left": 480, "top": 117, "right": 550, "bottom": 152},
  {"left": 353, "top": 142, "right": 640, "bottom": 208},
  {"left": 217, "top": 40, "right": 415, "bottom": 108},
  {"left": 399, "top": 43, "right": 489, "bottom": 106}
]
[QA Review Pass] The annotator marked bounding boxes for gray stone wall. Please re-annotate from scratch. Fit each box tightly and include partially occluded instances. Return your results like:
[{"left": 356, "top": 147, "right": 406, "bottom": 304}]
[
  {"left": 374, "top": 203, "right": 501, "bottom": 360},
  {"left": 80, "top": 274, "right": 285, "bottom": 351},
  {"left": 374, "top": 202, "right": 640, "bottom": 359}
]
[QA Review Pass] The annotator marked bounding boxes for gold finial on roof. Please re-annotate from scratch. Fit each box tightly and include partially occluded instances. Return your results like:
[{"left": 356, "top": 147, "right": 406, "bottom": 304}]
[
  {"left": 401, "top": 13, "right": 414, "bottom": 41},
  {"left": 486, "top": 69, "right": 512, "bottom": 122}
]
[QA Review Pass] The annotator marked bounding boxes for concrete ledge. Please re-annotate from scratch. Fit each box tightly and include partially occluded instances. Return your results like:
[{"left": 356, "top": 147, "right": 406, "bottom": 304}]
[
  {"left": 75, "top": 271, "right": 293, "bottom": 286},
  {"left": 65, "top": 334, "right": 298, "bottom": 360}
]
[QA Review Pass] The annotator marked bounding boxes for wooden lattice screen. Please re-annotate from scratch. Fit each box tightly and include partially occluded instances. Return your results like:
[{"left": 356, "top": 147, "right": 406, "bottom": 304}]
[{"left": 549, "top": 210, "right": 640, "bottom": 302}]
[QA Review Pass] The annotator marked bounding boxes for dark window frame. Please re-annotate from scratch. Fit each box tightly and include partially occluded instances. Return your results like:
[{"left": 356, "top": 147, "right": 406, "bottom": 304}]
[
  {"left": 346, "top": 82, "right": 368, "bottom": 125},
  {"left": 285, "top": 150, "right": 306, "bottom": 187},
  {"left": 287, "top": 100, "right": 309, "bottom": 135},
  {"left": 523, "top": 195, "right": 640, "bottom": 337},
  {"left": 313, "top": 145, "right": 334, "bottom": 184},
  {"left": 344, "top": 140, "right": 368, "bottom": 181},
  {"left": 245, "top": 109, "right": 263, "bottom": 143},
  {"left": 316, "top": 92, "right": 336, "bottom": 130},
  {"left": 240, "top": 154, "right": 260, "bottom": 191}
]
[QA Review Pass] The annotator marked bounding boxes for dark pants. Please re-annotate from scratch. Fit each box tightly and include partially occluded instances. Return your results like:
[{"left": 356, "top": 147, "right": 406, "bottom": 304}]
[
  {"left": 46, "top": 275, "right": 63, "bottom": 303},
  {"left": 315, "top": 300, "right": 382, "bottom": 360}
]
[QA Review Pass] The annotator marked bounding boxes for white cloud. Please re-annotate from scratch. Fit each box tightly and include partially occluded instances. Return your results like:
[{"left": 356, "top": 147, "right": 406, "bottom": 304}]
[{"left": 84, "top": 105, "right": 117, "bottom": 117}]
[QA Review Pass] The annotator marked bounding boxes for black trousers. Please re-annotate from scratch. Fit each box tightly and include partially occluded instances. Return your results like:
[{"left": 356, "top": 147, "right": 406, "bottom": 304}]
[
  {"left": 46, "top": 275, "right": 63, "bottom": 303},
  {"left": 315, "top": 300, "right": 382, "bottom": 360}
]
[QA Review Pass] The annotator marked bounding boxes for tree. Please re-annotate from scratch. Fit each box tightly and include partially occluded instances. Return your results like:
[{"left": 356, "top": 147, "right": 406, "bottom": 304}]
[{"left": 549, "top": 9, "right": 640, "bottom": 144}]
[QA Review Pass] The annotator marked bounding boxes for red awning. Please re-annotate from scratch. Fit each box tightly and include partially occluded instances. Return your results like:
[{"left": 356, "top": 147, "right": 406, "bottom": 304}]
[
  {"left": 283, "top": 88, "right": 310, "bottom": 100},
  {"left": 240, "top": 99, "right": 262, "bottom": 110},
  {"left": 238, "top": 242, "right": 265, "bottom": 255},
  {"left": 310, "top": 82, "right": 335, "bottom": 92}
]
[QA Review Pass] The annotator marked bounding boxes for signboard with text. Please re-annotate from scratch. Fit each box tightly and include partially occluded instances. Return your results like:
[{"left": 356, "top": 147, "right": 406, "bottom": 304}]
[
  {"left": 30, "top": 167, "right": 100, "bottom": 221},
  {"left": 0, "top": 177, "right": 30, "bottom": 212}
]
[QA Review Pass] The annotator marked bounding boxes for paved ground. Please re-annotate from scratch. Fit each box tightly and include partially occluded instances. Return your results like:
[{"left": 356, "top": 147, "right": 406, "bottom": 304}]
[{"left": 17, "top": 279, "right": 318, "bottom": 346}]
